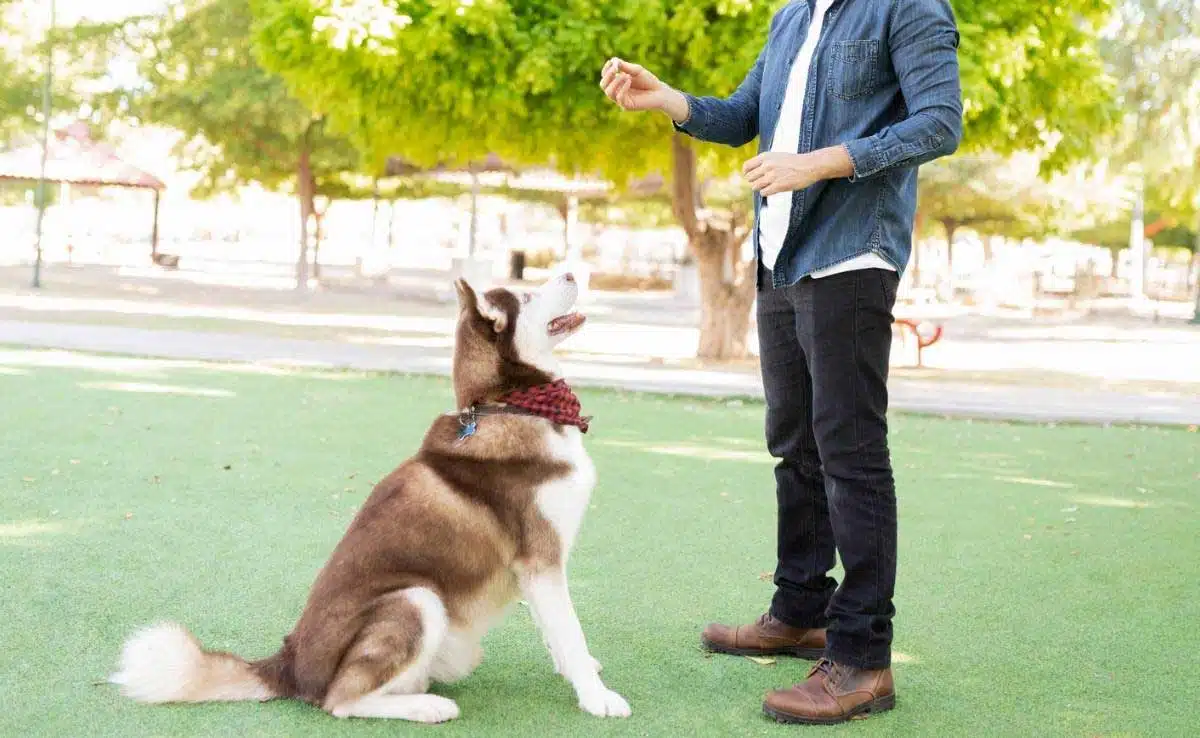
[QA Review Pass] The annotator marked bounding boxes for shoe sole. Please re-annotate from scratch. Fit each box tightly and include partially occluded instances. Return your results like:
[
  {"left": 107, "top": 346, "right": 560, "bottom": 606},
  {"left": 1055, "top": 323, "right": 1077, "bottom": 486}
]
[
  {"left": 762, "top": 693, "right": 896, "bottom": 725},
  {"left": 700, "top": 637, "right": 824, "bottom": 660}
]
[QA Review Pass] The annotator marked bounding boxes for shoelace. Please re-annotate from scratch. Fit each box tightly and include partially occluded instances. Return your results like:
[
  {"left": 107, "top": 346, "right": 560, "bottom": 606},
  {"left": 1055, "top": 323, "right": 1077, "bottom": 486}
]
[{"left": 807, "top": 658, "right": 834, "bottom": 681}]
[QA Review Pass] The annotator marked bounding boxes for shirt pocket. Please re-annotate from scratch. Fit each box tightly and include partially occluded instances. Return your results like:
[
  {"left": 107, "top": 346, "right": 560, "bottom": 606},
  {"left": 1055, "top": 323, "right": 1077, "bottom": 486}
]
[{"left": 827, "top": 39, "right": 880, "bottom": 101}]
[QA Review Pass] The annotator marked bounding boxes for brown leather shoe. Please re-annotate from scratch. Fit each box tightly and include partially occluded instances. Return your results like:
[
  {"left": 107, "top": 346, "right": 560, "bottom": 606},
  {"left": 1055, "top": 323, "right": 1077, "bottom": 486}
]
[
  {"left": 701, "top": 614, "right": 826, "bottom": 659},
  {"left": 762, "top": 658, "right": 896, "bottom": 725}
]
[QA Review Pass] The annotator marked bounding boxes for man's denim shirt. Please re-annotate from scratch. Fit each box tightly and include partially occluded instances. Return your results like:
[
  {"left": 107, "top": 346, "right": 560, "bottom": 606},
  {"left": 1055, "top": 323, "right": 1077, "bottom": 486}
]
[{"left": 675, "top": 0, "right": 963, "bottom": 288}]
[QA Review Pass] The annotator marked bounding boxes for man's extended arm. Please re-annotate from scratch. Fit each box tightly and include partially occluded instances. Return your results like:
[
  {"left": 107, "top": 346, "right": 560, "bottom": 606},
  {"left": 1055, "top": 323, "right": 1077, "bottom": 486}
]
[
  {"left": 843, "top": 0, "right": 963, "bottom": 180},
  {"left": 669, "top": 46, "right": 768, "bottom": 148}
]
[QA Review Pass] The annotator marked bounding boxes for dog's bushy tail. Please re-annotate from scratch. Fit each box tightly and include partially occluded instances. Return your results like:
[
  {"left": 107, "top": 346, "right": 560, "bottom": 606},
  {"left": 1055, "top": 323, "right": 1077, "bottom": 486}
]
[{"left": 110, "top": 623, "right": 276, "bottom": 704}]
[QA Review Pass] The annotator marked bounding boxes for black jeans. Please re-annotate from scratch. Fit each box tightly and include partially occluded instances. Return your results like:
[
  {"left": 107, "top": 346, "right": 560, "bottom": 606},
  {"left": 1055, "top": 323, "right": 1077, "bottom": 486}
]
[{"left": 758, "top": 265, "right": 899, "bottom": 670}]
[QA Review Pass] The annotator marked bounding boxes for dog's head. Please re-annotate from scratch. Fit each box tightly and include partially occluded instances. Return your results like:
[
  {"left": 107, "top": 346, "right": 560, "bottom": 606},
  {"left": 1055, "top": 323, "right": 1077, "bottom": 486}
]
[{"left": 452, "top": 272, "right": 585, "bottom": 409}]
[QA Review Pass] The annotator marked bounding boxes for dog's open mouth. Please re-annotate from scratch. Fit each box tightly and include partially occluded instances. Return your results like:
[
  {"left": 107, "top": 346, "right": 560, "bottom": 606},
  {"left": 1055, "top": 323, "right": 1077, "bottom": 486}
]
[{"left": 548, "top": 313, "right": 586, "bottom": 336}]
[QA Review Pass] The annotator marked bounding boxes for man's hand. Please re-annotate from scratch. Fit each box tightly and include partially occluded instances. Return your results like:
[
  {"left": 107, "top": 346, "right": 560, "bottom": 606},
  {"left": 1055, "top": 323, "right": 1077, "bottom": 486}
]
[
  {"left": 599, "top": 58, "right": 690, "bottom": 123},
  {"left": 743, "top": 146, "right": 855, "bottom": 196}
]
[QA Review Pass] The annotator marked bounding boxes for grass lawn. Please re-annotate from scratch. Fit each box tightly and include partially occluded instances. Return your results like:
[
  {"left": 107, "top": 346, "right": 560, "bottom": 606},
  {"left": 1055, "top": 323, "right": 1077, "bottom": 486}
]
[{"left": 1, "top": 350, "right": 1196, "bottom": 737}]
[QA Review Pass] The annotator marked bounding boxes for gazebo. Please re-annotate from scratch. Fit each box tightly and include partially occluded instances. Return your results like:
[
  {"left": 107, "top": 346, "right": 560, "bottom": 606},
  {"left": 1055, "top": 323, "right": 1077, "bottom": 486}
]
[{"left": 0, "top": 123, "right": 167, "bottom": 260}]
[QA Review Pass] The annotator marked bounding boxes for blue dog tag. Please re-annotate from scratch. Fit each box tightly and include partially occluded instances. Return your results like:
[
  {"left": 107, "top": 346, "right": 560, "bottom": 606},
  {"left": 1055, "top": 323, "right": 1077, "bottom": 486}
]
[{"left": 457, "top": 419, "right": 477, "bottom": 442}]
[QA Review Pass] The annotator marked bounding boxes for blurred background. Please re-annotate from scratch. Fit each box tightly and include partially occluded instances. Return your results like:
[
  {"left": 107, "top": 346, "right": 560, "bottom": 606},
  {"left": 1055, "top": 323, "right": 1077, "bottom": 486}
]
[{"left": 1, "top": 0, "right": 1197, "bottom": 422}]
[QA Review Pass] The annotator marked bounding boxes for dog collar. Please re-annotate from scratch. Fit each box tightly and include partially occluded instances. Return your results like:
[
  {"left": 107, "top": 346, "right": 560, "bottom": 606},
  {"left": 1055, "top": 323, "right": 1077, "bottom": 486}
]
[{"left": 457, "top": 380, "right": 591, "bottom": 441}]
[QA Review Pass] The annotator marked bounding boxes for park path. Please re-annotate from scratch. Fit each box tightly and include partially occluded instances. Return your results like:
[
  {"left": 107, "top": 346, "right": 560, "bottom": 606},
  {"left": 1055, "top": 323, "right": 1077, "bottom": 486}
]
[{"left": 2, "top": 318, "right": 1197, "bottom": 426}]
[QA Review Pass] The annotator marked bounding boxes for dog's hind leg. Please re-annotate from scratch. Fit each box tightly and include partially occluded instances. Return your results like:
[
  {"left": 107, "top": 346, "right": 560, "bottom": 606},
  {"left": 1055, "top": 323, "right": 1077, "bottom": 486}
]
[{"left": 322, "top": 587, "right": 460, "bottom": 724}]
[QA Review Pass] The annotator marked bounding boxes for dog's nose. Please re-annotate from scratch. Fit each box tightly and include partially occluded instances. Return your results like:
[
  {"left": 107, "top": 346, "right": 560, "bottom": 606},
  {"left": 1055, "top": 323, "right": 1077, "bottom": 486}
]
[{"left": 562, "top": 272, "right": 576, "bottom": 284}]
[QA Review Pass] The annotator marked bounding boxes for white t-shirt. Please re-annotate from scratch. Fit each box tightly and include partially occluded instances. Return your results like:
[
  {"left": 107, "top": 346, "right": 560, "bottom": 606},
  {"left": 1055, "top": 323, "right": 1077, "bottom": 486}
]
[{"left": 758, "top": 0, "right": 895, "bottom": 279}]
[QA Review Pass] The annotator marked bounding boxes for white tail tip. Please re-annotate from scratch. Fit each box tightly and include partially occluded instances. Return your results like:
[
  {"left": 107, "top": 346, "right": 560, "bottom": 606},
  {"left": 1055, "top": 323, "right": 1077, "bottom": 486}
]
[{"left": 110, "top": 622, "right": 207, "bottom": 703}]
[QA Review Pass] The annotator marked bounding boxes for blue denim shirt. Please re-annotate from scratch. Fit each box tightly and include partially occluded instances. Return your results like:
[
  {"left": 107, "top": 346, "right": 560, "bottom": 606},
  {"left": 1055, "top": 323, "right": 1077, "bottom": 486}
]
[{"left": 676, "top": 0, "right": 963, "bottom": 287}]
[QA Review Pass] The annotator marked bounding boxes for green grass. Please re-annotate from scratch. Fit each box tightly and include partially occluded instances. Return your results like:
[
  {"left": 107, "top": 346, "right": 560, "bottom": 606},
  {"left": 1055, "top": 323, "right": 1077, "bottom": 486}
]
[{"left": 1, "top": 351, "right": 1197, "bottom": 737}]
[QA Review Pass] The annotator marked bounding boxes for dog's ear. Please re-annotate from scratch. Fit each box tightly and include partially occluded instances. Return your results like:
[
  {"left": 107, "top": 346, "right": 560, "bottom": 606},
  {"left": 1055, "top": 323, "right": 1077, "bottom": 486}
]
[
  {"left": 454, "top": 278, "right": 477, "bottom": 311},
  {"left": 455, "top": 278, "right": 506, "bottom": 333}
]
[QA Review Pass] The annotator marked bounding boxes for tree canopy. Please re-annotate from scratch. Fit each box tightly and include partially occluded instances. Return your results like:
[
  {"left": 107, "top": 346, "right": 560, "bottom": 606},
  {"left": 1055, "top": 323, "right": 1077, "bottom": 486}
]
[
  {"left": 1102, "top": 0, "right": 1199, "bottom": 220},
  {"left": 68, "top": 0, "right": 364, "bottom": 283},
  {"left": 254, "top": 0, "right": 1115, "bottom": 180},
  {"left": 103, "top": 0, "right": 361, "bottom": 197},
  {"left": 252, "top": 0, "right": 1119, "bottom": 357}
]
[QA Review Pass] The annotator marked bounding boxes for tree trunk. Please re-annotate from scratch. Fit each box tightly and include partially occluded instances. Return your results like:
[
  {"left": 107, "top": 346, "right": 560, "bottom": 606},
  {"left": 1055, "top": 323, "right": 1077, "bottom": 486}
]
[
  {"left": 1129, "top": 185, "right": 1146, "bottom": 300},
  {"left": 671, "top": 134, "right": 756, "bottom": 360},
  {"left": 312, "top": 208, "right": 325, "bottom": 281},
  {"left": 1191, "top": 222, "right": 1200, "bottom": 324},
  {"left": 942, "top": 220, "right": 958, "bottom": 274},
  {"left": 695, "top": 227, "right": 757, "bottom": 359},
  {"left": 387, "top": 199, "right": 396, "bottom": 249},
  {"left": 467, "top": 169, "right": 480, "bottom": 259},
  {"left": 295, "top": 122, "right": 315, "bottom": 290}
]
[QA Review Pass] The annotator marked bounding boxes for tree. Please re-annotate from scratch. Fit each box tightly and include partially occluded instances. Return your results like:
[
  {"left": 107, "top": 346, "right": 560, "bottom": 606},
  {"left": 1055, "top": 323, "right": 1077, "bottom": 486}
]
[
  {"left": 918, "top": 155, "right": 1050, "bottom": 269},
  {"left": 71, "top": 0, "right": 362, "bottom": 286},
  {"left": 1099, "top": 0, "right": 1199, "bottom": 314},
  {"left": 0, "top": 2, "right": 40, "bottom": 140},
  {"left": 254, "top": 0, "right": 1114, "bottom": 358}
]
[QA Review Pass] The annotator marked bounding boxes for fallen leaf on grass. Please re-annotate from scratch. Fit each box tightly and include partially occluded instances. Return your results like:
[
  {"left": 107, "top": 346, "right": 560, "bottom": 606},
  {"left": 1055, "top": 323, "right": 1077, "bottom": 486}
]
[
  {"left": 1188, "top": 426, "right": 1197, "bottom": 433},
  {"left": 745, "top": 656, "right": 776, "bottom": 666},
  {"left": 1023, "top": 534, "right": 1033, "bottom": 540},
  {"left": 22, "top": 477, "right": 35, "bottom": 483},
  {"left": 69, "top": 459, "right": 80, "bottom": 465},
  {"left": 123, "top": 512, "right": 133, "bottom": 520},
  {"left": 759, "top": 572, "right": 773, "bottom": 582}
]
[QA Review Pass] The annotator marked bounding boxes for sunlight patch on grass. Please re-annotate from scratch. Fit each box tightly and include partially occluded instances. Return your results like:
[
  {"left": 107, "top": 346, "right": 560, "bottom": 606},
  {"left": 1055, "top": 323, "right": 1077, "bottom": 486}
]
[
  {"left": 0, "top": 349, "right": 170, "bottom": 377},
  {"left": 0, "top": 519, "right": 83, "bottom": 545},
  {"left": 0, "top": 349, "right": 369, "bottom": 382},
  {"left": 599, "top": 439, "right": 773, "bottom": 464},
  {"left": 994, "top": 476, "right": 1076, "bottom": 489},
  {"left": 938, "top": 472, "right": 984, "bottom": 480},
  {"left": 79, "top": 381, "right": 235, "bottom": 398},
  {"left": 343, "top": 333, "right": 454, "bottom": 349},
  {"left": 705, "top": 436, "right": 763, "bottom": 448},
  {"left": 1071, "top": 495, "right": 1157, "bottom": 510}
]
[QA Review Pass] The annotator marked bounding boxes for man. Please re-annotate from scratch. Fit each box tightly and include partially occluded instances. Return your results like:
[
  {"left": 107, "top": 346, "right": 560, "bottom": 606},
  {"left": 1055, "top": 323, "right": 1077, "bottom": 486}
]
[{"left": 600, "top": 0, "right": 962, "bottom": 725}]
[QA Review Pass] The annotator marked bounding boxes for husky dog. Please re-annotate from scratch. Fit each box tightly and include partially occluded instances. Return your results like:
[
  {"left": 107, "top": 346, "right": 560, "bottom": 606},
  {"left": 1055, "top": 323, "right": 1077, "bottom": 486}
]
[{"left": 111, "top": 273, "right": 629, "bottom": 723}]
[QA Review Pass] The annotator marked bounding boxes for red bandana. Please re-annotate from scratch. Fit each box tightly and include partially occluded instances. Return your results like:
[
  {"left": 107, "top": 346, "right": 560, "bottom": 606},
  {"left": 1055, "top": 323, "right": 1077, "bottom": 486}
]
[{"left": 498, "top": 379, "right": 591, "bottom": 433}]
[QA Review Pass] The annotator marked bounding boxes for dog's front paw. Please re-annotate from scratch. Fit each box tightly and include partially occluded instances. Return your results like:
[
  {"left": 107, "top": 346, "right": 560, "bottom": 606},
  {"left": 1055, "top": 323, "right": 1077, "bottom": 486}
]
[{"left": 578, "top": 688, "right": 631, "bottom": 718}]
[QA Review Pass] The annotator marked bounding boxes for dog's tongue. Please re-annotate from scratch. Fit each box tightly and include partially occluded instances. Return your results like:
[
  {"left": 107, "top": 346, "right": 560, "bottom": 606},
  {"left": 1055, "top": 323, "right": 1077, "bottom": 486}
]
[{"left": 548, "top": 313, "right": 586, "bottom": 335}]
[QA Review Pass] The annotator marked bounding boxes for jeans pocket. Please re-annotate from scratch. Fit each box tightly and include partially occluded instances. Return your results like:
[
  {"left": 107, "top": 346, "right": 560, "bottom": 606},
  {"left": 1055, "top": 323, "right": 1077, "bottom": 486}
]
[
  {"left": 875, "top": 268, "right": 899, "bottom": 306},
  {"left": 828, "top": 39, "right": 880, "bottom": 101}
]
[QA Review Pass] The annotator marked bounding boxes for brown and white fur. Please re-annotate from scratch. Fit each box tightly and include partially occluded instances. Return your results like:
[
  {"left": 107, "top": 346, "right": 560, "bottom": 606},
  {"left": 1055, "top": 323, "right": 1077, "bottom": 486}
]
[{"left": 110, "top": 273, "right": 630, "bottom": 723}]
